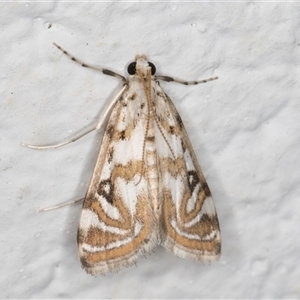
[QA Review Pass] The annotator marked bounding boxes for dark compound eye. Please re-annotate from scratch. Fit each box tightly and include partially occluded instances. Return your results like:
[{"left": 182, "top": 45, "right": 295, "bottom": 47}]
[
  {"left": 127, "top": 62, "right": 136, "bottom": 75},
  {"left": 127, "top": 61, "right": 156, "bottom": 75},
  {"left": 148, "top": 62, "right": 156, "bottom": 75}
]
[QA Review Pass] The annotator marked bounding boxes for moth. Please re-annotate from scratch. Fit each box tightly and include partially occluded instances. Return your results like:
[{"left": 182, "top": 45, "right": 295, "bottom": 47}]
[{"left": 22, "top": 43, "right": 221, "bottom": 276}]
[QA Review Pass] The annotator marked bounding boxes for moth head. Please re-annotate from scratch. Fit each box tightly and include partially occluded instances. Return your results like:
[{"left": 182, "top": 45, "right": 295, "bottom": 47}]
[{"left": 127, "top": 55, "right": 156, "bottom": 77}]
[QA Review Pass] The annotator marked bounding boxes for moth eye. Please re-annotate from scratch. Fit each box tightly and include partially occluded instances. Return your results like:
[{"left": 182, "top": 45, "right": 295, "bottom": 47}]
[
  {"left": 127, "top": 62, "right": 136, "bottom": 75},
  {"left": 148, "top": 62, "right": 156, "bottom": 75}
]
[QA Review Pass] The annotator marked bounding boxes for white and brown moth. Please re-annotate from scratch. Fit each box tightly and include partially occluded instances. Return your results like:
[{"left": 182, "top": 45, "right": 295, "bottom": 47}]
[{"left": 22, "top": 43, "right": 221, "bottom": 276}]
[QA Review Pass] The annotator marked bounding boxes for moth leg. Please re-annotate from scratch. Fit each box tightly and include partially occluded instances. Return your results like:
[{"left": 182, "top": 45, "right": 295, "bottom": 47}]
[
  {"left": 36, "top": 198, "right": 84, "bottom": 212},
  {"left": 53, "top": 43, "right": 128, "bottom": 85},
  {"left": 21, "top": 127, "right": 97, "bottom": 150},
  {"left": 155, "top": 75, "right": 218, "bottom": 85},
  {"left": 21, "top": 85, "right": 127, "bottom": 150}
]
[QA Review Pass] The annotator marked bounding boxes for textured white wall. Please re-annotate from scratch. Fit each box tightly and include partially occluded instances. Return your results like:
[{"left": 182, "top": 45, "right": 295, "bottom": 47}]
[{"left": 1, "top": 2, "right": 300, "bottom": 298}]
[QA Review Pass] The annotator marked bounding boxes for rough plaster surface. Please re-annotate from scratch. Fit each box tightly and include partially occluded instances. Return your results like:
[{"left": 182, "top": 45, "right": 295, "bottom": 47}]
[{"left": 1, "top": 2, "right": 300, "bottom": 299}]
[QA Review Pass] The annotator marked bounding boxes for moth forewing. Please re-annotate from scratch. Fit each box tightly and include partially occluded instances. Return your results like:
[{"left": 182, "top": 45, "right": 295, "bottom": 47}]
[
  {"left": 153, "top": 86, "right": 221, "bottom": 262},
  {"left": 77, "top": 80, "right": 160, "bottom": 276}
]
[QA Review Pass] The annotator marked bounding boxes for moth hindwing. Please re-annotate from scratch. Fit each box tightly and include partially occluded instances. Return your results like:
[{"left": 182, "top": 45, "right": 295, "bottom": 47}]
[{"left": 23, "top": 44, "right": 221, "bottom": 276}]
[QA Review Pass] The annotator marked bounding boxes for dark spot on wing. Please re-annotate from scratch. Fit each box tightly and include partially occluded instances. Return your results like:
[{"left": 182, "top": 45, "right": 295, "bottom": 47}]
[
  {"left": 176, "top": 113, "right": 184, "bottom": 129},
  {"left": 120, "top": 130, "right": 126, "bottom": 140},
  {"left": 187, "top": 170, "right": 200, "bottom": 194},
  {"left": 146, "top": 136, "right": 155, "bottom": 142},
  {"left": 202, "top": 182, "right": 212, "bottom": 197},
  {"left": 80, "top": 256, "right": 92, "bottom": 268},
  {"left": 181, "top": 139, "right": 186, "bottom": 152},
  {"left": 106, "top": 125, "right": 114, "bottom": 140},
  {"left": 97, "top": 179, "right": 114, "bottom": 204},
  {"left": 108, "top": 147, "right": 114, "bottom": 163},
  {"left": 77, "top": 229, "right": 81, "bottom": 245},
  {"left": 130, "top": 93, "right": 137, "bottom": 101}
]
